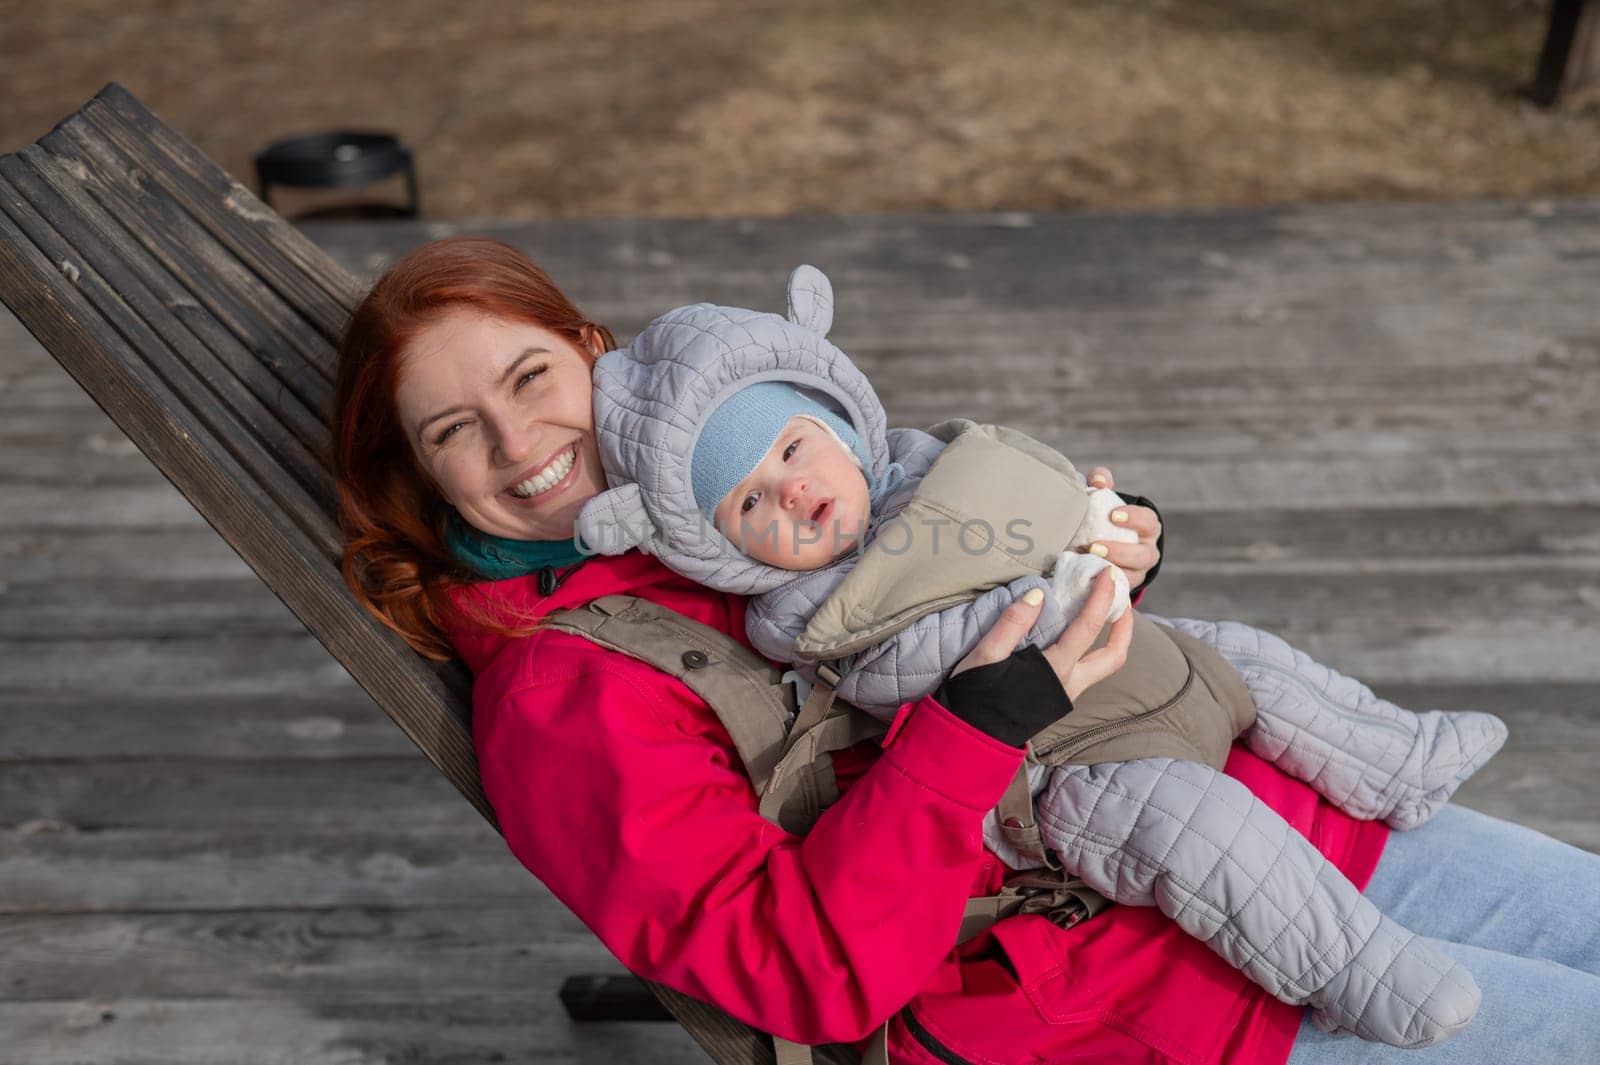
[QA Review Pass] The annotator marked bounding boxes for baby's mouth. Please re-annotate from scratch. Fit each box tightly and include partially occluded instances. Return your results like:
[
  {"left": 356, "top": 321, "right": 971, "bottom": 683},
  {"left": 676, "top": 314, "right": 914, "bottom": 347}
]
[{"left": 809, "top": 500, "right": 832, "bottom": 525}]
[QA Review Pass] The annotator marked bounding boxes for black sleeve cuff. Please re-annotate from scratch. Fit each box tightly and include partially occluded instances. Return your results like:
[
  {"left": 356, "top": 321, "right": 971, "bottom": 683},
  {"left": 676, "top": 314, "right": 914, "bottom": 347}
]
[
  {"left": 1118, "top": 492, "right": 1164, "bottom": 597},
  {"left": 936, "top": 646, "right": 1074, "bottom": 748}
]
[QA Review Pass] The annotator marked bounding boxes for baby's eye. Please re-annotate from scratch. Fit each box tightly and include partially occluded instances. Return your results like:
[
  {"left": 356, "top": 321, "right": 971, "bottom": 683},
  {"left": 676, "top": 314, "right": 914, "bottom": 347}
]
[
  {"left": 740, "top": 491, "right": 761, "bottom": 514},
  {"left": 783, "top": 440, "right": 799, "bottom": 461}
]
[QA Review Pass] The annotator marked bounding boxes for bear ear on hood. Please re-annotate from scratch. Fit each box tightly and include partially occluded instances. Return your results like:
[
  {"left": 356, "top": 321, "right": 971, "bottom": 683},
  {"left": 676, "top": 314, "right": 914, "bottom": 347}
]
[
  {"left": 574, "top": 482, "right": 660, "bottom": 558},
  {"left": 785, "top": 265, "right": 834, "bottom": 337}
]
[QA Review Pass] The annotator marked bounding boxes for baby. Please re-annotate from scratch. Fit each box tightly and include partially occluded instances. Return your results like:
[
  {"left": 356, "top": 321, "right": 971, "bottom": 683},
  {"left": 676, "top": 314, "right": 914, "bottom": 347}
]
[{"left": 576, "top": 266, "right": 1506, "bottom": 1048}]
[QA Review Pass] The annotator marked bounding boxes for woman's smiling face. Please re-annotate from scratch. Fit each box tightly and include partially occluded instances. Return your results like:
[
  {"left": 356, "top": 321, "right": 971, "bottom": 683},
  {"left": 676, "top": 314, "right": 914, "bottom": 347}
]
[{"left": 394, "top": 308, "right": 606, "bottom": 542}]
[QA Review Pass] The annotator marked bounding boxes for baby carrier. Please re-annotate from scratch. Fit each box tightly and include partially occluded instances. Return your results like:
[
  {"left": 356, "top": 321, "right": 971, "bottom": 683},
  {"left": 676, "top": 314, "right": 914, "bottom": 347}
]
[{"left": 542, "top": 593, "right": 1111, "bottom": 1065}]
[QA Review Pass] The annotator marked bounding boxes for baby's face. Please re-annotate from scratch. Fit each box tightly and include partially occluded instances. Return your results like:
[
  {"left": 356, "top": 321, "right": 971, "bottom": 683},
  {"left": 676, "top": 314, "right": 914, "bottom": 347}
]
[{"left": 714, "top": 415, "right": 871, "bottom": 570}]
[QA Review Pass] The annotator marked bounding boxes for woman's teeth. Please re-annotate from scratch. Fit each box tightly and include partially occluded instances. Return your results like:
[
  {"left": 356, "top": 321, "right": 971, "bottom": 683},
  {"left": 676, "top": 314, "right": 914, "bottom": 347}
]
[{"left": 510, "top": 445, "right": 575, "bottom": 498}]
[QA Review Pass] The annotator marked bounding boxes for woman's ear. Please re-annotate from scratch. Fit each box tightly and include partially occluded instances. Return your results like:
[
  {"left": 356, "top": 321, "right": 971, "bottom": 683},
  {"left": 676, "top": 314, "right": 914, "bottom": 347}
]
[{"left": 580, "top": 324, "right": 605, "bottom": 360}]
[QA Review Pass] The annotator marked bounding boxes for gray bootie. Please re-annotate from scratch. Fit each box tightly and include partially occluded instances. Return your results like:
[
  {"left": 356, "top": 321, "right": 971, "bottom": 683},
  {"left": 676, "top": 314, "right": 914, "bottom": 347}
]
[
  {"left": 1148, "top": 616, "right": 1508, "bottom": 829},
  {"left": 1309, "top": 911, "right": 1481, "bottom": 1047}
]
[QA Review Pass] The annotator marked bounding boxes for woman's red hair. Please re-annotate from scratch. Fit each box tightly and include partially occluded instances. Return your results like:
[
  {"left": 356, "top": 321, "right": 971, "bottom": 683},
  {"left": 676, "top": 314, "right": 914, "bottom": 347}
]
[{"left": 331, "top": 237, "right": 615, "bottom": 660}]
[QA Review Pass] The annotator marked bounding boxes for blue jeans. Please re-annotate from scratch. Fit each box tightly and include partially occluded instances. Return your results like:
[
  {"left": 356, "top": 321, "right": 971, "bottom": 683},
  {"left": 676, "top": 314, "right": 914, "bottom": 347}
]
[{"left": 1286, "top": 805, "right": 1600, "bottom": 1063}]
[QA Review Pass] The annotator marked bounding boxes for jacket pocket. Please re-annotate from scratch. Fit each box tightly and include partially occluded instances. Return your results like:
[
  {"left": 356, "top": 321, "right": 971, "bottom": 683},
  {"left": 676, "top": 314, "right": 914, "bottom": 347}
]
[{"left": 986, "top": 913, "right": 1107, "bottom": 1024}]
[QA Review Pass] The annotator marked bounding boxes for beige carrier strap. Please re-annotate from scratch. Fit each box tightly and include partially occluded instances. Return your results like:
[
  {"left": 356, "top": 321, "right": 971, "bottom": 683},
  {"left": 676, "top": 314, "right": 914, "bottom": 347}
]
[
  {"left": 958, "top": 868, "right": 1114, "bottom": 946},
  {"left": 993, "top": 759, "right": 1061, "bottom": 872},
  {"left": 758, "top": 665, "right": 889, "bottom": 835},
  {"left": 542, "top": 594, "right": 797, "bottom": 794}
]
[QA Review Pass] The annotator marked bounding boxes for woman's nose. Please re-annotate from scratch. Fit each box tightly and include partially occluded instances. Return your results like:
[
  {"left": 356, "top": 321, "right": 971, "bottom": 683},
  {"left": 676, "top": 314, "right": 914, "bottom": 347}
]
[{"left": 491, "top": 418, "right": 536, "bottom": 466}]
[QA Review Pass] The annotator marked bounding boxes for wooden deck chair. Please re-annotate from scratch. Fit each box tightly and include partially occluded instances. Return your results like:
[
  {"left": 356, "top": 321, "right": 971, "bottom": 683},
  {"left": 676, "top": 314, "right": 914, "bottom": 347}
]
[{"left": 0, "top": 83, "right": 858, "bottom": 1065}]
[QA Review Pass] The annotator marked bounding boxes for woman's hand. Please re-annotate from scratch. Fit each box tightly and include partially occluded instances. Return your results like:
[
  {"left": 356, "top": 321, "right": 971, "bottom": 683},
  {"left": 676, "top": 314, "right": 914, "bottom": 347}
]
[
  {"left": 952, "top": 570, "right": 1133, "bottom": 703},
  {"left": 1083, "top": 466, "right": 1162, "bottom": 591}
]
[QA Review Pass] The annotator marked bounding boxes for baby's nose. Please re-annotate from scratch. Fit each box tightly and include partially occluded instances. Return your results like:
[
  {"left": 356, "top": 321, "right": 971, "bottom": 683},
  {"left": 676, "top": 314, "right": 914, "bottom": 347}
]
[{"left": 779, "top": 474, "right": 808, "bottom": 507}]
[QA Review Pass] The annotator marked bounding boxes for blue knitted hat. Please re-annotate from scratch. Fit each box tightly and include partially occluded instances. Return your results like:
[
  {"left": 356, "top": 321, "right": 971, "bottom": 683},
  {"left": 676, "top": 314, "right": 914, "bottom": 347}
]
[{"left": 691, "top": 381, "right": 866, "bottom": 520}]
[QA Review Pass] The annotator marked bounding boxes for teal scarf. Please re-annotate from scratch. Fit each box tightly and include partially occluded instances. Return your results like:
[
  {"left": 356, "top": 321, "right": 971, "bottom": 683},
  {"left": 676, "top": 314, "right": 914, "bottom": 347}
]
[{"left": 444, "top": 511, "right": 589, "bottom": 582}]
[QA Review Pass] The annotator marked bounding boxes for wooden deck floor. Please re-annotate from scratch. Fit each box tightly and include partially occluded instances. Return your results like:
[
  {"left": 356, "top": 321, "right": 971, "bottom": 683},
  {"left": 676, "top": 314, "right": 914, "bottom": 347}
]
[{"left": 3, "top": 204, "right": 1598, "bottom": 1063}]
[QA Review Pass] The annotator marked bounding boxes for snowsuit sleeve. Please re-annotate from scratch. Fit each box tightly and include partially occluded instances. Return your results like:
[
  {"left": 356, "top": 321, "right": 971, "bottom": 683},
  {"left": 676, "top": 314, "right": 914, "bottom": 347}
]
[{"left": 472, "top": 632, "right": 1024, "bottom": 1045}]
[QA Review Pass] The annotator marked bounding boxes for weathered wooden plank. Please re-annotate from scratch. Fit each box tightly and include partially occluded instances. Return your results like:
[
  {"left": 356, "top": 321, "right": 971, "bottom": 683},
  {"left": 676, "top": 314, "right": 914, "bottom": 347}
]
[
  {"left": 0, "top": 530, "right": 252, "bottom": 583},
  {"left": 1088, "top": 450, "right": 1600, "bottom": 511},
  {"left": 0, "top": 149, "right": 334, "bottom": 510},
  {"left": 1375, "top": 683, "right": 1600, "bottom": 749},
  {"left": 1453, "top": 759, "right": 1600, "bottom": 852},
  {"left": 0, "top": 692, "right": 411, "bottom": 762},
  {"left": 1144, "top": 569, "right": 1600, "bottom": 685},
  {"left": 1, "top": 904, "right": 603, "bottom": 1000},
  {"left": 0, "top": 996, "right": 709, "bottom": 1065},
  {"left": 1163, "top": 505, "right": 1600, "bottom": 567},
  {"left": 0, "top": 579, "right": 310, "bottom": 640},
  {"left": 86, "top": 89, "right": 362, "bottom": 343},
  {"left": 0, "top": 637, "right": 359, "bottom": 695},
  {"left": 0, "top": 484, "right": 210, "bottom": 532},
  {"left": 1, "top": 759, "right": 474, "bottom": 833},
  {"left": 45, "top": 116, "right": 336, "bottom": 401},
  {"left": 0, "top": 169, "right": 339, "bottom": 549},
  {"left": 0, "top": 828, "right": 521, "bottom": 913}
]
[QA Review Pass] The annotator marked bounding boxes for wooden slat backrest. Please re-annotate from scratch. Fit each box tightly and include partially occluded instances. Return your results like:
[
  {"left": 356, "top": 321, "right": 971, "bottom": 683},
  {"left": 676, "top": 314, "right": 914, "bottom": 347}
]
[{"left": 0, "top": 83, "right": 841, "bottom": 1065}]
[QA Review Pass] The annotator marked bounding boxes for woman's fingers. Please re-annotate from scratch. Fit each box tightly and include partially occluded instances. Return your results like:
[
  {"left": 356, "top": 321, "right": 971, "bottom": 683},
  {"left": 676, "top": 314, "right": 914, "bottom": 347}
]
[
  {"left": 1081, "top": 503, "right": 1162, "bottom": 588},
  {"left": 1065, "top": 605, "right": 1134, "bottom": 698},
  {"left": 1113, "top": 503, "right": 1160, "bottom": 540},
  {"left": 952, "top": 587, "right": 1046, "bottom": 677},
  {"left": 1041, "top": 571, "right": 1133, "bottom": 700},
  {"left": 1087, "top": 466, "right": 1115, "bottom": 490},
  {"left": 1093, "top": 539, "right": 1158, "bottom": 578},
  {"left": 1040, "top": 569, "right": 1116, "bottom": 677}
]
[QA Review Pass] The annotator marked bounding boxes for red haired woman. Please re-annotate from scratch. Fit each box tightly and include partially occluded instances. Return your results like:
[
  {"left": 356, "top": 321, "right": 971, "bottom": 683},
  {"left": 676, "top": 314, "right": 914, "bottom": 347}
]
[{"left": 332, "top": 237, "right": 1600, "bottom": 1064}]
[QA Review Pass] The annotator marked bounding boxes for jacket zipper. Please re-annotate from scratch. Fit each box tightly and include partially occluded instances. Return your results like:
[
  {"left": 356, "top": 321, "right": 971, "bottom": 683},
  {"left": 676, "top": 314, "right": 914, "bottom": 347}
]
[
  {"left": 901, "top": 1006, "right": 979, "bottom": 1065},
  {"left": 1030, "top": 661, "right": 1195, "bottom": 761}
]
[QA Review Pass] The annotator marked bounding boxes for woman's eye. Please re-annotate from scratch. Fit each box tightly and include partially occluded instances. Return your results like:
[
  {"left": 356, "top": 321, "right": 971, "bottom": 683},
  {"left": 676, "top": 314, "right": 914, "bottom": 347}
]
[
  {"left": 434, "top": 422, "right": 467, "bottom": 446},
  {"left": 514, "top": 365, "right": 548, "bottom": 392},
  {"left": 783, "top": 440, "right": 799, "bottom": 461},
  {"left": 740, "top": 492, "right": 761, "bottom": 514}
]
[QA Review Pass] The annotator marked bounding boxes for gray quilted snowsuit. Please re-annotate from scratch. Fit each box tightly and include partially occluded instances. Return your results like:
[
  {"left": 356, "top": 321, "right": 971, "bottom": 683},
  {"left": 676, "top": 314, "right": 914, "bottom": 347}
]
[{"left": 575, "top": 266, "right": 1507, "bottom": 1048}]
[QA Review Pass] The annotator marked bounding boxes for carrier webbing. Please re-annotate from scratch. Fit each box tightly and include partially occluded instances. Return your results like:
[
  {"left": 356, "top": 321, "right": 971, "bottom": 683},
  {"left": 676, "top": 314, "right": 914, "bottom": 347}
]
[{"left": 542, "top": 594, "right": 1105, "bottom": 1065}]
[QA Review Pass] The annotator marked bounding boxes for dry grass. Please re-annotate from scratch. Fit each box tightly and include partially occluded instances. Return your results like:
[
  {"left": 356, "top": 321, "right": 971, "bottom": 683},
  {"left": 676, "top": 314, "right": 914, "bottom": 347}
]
[{"left": 2, "top": 0, "right": 1596, "bottom": 218}]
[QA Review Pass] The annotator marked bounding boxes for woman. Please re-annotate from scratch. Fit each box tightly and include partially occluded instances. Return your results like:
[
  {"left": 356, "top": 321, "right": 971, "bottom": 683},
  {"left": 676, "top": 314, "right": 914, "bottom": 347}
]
[{"left": 332, "top": 237, "right": 1600, "bottom": 1064}]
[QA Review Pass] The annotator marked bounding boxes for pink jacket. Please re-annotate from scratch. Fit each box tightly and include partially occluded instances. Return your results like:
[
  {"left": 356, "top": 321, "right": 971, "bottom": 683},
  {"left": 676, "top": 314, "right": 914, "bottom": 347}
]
[{"left": 449, "top": 552, "right": 1389, "bottom": 1064}]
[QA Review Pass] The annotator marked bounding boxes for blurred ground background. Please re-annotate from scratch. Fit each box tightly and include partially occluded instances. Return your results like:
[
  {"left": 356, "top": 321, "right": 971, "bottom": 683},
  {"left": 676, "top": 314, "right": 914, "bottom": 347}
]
[{"left": 3, "top": 0, "right": 1596, "bottom": 219}]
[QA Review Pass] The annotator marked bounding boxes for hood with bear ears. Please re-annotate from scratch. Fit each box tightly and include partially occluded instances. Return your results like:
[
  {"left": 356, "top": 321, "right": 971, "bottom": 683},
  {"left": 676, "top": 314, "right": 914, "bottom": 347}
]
[{"left": 574, "top": 265, "right": 891, "bottom": 596}]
